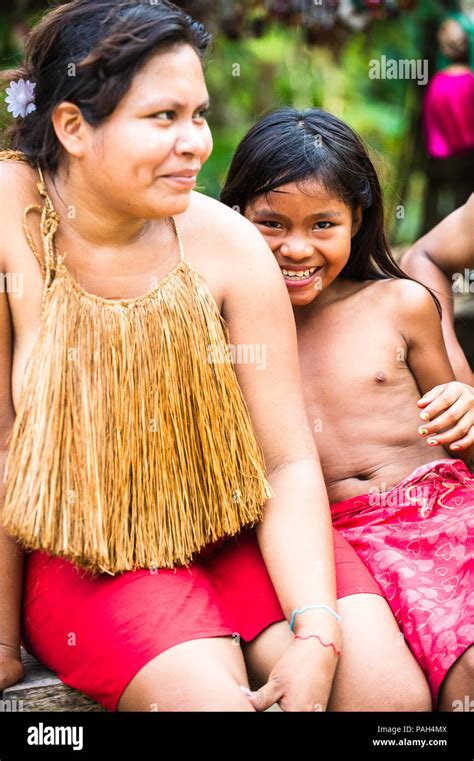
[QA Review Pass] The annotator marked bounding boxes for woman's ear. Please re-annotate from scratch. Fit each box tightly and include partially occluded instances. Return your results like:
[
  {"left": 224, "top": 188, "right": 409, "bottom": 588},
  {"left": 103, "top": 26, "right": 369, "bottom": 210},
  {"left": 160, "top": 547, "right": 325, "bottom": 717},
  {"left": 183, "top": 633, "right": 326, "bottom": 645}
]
[
  {"left": 51, "top": 101, "right": 90, "bottom": 159},
  {"left": 351, "top": 206, "right": 363, "bottom": 237}
]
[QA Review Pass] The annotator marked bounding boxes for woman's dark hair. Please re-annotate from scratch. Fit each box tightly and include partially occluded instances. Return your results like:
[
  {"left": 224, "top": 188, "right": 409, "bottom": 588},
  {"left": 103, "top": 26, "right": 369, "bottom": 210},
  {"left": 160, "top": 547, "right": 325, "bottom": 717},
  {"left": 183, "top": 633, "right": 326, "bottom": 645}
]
[
  {"left": 220, "top": 107, "right": 441, "bottom": 315},
  {"left": 3, "top": 0, "right": 212, "bottom": 175}
]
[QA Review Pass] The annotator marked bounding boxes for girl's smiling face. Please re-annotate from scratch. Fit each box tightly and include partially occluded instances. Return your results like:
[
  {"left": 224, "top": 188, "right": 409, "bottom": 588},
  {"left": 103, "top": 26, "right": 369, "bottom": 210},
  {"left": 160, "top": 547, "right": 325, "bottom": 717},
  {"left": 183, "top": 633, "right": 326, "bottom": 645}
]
[{"left": 245, "top": 180, "right": 361, "bottom": 308}]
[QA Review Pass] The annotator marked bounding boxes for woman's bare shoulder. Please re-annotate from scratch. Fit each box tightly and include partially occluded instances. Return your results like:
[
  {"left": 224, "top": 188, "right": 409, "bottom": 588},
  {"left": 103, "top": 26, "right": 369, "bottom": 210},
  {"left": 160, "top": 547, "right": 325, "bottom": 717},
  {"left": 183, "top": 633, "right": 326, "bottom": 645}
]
[
  {"left": 0, "top": 158, "right": 39, "bottom": 268},
  {"left": 0, "top": 157, "right": 39, "bottom": 221},
  {"left": 183, "top": 190, "right": 274, "bottom": 263},
  {"left": 0, "top": 155, "right": 37, "bottom": 192}
]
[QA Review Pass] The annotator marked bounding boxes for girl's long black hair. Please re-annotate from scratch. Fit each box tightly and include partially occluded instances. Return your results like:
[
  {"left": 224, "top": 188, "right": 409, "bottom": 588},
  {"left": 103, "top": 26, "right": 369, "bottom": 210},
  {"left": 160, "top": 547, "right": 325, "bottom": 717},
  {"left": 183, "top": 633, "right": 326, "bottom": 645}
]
[{"left": 220, "top": 107, "right": 441, "bottom": 315}]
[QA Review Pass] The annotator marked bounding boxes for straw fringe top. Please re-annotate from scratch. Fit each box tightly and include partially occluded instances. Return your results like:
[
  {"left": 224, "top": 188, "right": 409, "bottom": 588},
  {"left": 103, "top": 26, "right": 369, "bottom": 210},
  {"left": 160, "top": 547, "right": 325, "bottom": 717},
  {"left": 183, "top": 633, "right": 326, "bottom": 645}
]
[{"left": 0, "top": 149, "right": 273, "bottom": 576}]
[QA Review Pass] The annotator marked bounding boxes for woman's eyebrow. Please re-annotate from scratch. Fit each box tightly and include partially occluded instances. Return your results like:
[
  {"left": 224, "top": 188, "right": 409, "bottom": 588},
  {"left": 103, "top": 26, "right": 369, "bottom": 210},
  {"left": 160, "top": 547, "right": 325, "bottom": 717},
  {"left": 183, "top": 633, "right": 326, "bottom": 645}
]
[{"left": 142, "top": 97, "right": 211, "bottom": 111}]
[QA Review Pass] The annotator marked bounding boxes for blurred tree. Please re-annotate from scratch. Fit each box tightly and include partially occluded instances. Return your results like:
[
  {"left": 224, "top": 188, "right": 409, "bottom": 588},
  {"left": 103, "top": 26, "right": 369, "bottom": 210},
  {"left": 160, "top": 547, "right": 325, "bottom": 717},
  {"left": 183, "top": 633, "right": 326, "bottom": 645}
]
[{"left": 0, "top": 0, "right": 463, "bottom": 244}]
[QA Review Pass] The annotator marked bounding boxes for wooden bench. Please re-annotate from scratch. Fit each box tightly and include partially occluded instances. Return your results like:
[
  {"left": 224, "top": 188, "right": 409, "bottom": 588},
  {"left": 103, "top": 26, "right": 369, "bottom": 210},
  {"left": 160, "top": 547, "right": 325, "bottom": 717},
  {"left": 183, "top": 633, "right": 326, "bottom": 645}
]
[
  {"left": 1, "top": 647, "right": 281, "bottom": 711},
  {"left": 0, "top": 647, "right": 105, "bottom": 712}
]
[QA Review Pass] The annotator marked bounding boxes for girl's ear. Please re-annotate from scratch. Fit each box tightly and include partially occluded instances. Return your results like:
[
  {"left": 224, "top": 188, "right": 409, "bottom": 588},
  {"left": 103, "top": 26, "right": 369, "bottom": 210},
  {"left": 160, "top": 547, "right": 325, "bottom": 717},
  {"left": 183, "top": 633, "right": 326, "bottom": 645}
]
[{"left": 351, "top": 206, "right": 363, "bottom": 237}]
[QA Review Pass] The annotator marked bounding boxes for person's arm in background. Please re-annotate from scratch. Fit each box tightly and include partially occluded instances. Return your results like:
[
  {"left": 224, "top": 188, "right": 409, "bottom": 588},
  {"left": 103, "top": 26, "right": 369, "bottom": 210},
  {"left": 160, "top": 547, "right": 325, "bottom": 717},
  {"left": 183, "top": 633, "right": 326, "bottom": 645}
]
[{"left": 401, "top": 194, "right": 474, "bottom": 384}]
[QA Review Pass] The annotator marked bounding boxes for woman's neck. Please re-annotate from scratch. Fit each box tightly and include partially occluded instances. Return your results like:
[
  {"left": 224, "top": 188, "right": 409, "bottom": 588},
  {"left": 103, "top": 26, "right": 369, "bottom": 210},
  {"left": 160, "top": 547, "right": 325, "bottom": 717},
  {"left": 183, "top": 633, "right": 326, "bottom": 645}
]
[{"left": 43, "top": 167, "right": 161, "bottom": 252}]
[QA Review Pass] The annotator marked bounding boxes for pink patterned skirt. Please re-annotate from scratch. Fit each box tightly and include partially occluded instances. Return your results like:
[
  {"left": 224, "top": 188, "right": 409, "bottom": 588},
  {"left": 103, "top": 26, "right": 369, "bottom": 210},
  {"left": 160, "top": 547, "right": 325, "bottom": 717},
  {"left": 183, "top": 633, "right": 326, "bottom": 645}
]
[{"left": 331, "top": 458, "right": 474, "bottom": 706}]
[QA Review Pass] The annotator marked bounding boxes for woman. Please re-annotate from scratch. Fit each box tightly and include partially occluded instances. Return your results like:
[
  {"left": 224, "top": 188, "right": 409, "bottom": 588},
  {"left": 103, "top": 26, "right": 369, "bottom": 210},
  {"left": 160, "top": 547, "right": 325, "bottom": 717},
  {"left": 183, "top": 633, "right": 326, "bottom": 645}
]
[{"left": 0, "top": 1, "right": 429, "bottom": 713}]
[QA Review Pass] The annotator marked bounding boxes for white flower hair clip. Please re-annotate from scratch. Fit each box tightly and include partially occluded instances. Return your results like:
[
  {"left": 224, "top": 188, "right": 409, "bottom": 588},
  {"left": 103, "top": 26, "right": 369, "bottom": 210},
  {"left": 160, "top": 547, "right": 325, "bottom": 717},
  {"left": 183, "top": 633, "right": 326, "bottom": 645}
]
[{"left": 5, "top": 79, "right": 36, "bottom": 118}]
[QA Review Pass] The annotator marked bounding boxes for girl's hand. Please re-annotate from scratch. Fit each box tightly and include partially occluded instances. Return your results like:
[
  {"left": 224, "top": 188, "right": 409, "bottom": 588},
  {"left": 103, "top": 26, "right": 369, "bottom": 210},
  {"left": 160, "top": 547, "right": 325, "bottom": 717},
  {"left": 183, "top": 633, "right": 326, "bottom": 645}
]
[
  {"left": 242, "top": 637, "right": 338, "bottom": 712},
  {"left": 0, "top": 643, "right": 24, "bottom": 691},
  {"left": 417, "top": 382, "right": 474, "bottom": 453}
]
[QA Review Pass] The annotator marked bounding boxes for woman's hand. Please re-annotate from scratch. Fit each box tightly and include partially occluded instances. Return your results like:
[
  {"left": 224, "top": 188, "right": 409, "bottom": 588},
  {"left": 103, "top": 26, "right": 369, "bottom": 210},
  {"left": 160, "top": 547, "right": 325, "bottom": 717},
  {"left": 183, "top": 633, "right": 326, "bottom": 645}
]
[
  {"left": 0, "top": 643, "right": 24, "bottom": 692},
  {"left": 417, "top": 382, "right": 474, "bottom": 454},
  {"left": 243, "top": 637, "right": 339, "bottom": 712}
]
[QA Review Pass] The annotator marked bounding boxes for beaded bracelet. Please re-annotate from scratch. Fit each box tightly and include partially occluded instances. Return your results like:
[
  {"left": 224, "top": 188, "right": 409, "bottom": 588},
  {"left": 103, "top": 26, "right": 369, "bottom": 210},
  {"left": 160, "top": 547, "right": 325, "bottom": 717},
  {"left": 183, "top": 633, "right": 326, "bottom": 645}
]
[
  {"left": 294, "top": 633, "right": 341, "bottom": 656},
  {"left": 289, "top": 604, "right": 341, "bottom": 632}
]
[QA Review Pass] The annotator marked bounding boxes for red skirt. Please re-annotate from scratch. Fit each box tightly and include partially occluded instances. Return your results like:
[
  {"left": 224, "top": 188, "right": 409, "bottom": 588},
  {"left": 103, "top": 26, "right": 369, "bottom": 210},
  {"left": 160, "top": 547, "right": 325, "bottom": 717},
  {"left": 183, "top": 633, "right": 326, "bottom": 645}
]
[
  {"left": 21, "top": 526, "right": 381, "bottom": 711},
  {"left": 331, "top": 459, "right": 474, "bottom": 705}
]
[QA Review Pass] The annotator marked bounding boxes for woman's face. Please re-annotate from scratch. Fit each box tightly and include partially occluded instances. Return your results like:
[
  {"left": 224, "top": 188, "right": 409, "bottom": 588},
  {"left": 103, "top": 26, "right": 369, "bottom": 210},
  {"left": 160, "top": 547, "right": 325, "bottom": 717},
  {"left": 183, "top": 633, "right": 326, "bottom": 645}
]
[
  {"left": 245, "top": 181, "right": 360, "bottom": 308},
  {"left": 80, "top": 44, "right": 213, "bottom": 220}
]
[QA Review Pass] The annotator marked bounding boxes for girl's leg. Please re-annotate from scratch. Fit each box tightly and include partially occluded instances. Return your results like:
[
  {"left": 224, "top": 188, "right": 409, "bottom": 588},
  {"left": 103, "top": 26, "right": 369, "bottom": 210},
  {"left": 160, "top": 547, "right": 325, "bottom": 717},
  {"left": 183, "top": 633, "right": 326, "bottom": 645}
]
[
  {"left": 437, "top": 646, "right": 474, "bottom": 712},
  {"left": 241, "top": 594, "right": 432, "bottom": 711},
  {"left": 117, "top": 636, "right": 255, "bottom": 712},
  {"left": 328, "top": 594, "right": 431, "bottom": 711}
]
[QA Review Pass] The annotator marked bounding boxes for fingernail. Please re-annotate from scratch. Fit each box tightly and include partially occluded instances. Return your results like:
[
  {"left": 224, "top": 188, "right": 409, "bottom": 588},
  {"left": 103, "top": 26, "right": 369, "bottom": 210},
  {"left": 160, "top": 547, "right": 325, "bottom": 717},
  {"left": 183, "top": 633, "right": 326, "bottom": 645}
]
[
  {"left": 419, "top": 427, "right": 429, "bottom": 436},
  {"left": 451, "top": 445, "right": 460, "bottom": 451},
  {"left": 427, "top": 438, "right": 438, "bottom": 446},
  {"left": 239, "top": 685, "right": 253, "bottom": 697},
  {"left": 419, "top": 412, "right": 430, "bottom": 421}
]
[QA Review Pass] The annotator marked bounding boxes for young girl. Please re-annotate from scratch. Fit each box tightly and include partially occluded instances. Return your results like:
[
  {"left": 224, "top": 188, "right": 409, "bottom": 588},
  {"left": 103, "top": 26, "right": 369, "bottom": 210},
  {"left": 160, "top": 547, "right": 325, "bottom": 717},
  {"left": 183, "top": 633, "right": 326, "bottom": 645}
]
[{"left": 221, "top": 107, "right": 474, "bottom": 711}]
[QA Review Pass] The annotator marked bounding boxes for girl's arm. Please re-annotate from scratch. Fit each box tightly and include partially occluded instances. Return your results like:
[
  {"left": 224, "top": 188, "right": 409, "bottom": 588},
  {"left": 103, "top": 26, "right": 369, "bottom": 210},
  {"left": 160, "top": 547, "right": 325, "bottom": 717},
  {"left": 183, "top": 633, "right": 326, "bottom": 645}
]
[
  {"left": 0, "top": 281, "right": 25, "bottom": 690},
  {"left": 220, "top": 211, "right": 339, "bottom": 710},
  {"left": 396, "top": 280, "right": 474, "bottom": 469}
]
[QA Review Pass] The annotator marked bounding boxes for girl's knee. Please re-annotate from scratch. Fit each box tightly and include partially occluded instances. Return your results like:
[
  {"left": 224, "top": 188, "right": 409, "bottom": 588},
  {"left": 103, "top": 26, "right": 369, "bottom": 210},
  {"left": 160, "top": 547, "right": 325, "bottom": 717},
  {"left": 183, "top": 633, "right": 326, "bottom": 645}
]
[{"left": 384, "top": 675, "right": 432, "bottom": 712}]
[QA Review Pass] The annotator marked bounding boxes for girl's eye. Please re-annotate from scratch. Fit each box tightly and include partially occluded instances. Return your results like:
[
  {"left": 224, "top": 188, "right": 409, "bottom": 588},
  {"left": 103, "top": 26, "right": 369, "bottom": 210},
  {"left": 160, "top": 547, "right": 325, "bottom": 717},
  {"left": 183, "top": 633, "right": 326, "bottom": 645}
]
[
  {"left": 314, "top": 221, "right": 333, "bottom": 230},
  {"left": 258, "top": 220, "right": 283, "bottom": 230}
]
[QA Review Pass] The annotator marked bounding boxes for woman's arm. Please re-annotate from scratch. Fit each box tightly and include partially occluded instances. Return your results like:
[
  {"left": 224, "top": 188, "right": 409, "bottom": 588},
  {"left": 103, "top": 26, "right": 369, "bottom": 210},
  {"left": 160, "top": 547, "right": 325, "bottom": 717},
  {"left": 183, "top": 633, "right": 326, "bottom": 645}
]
[
  {"left": 0, "top": 279, "right": 25, "bottom": 689},
  {"left": 401, "top": 196, "right": 474, "bottom": 384},
  {"left": 396, "top": 280, "right": 474, "bottom": 469},
  {"left": 219, "top": 211, "right": 339, "bottom": 709}
]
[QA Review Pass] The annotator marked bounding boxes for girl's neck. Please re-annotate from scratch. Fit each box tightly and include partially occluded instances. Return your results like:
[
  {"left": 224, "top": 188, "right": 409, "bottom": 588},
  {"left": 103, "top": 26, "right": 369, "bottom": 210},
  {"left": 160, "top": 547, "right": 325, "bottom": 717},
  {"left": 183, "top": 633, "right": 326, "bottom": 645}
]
[
  {"left": 294, "top": 277, "right": 373, "bottom": 325},
  {"left": 313, "top": 277, "right": 363, "bottom": 307}
]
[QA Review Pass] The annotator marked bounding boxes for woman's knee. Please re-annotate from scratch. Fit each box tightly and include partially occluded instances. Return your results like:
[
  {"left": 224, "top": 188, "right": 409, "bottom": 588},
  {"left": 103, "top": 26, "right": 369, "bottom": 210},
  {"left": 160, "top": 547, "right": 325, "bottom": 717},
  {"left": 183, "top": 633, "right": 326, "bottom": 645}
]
[{"left": 117, "top": 636, "right": 255, "bottom": 712}]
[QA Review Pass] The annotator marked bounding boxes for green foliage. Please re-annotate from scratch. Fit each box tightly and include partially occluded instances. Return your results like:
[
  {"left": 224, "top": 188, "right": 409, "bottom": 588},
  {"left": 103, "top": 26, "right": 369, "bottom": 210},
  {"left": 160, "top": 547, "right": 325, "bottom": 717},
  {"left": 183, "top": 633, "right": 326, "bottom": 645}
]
[{"left": 0, "top": 1, "right": 455, "bottom": 244}]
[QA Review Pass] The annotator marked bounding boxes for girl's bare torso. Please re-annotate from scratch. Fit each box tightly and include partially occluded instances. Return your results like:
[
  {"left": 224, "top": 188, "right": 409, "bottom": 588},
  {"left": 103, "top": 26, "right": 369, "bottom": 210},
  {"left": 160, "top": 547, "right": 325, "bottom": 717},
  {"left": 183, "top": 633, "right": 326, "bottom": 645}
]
[{"left": 295, "top": 280, "right": 448, "bottom": 504}]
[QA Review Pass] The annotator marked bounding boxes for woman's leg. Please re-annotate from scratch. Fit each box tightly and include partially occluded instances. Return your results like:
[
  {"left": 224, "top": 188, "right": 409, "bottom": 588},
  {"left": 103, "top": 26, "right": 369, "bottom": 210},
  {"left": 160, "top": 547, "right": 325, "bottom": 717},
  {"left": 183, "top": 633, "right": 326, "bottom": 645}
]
[
  {"left": 241, "top": 593, "right": 432, "bottom": 711},
  {"left": 437, "top": 646, "right": 474, "bottom": 712},
  {"left": 117, "top": 635, "right": 255, "bottom": 712}
]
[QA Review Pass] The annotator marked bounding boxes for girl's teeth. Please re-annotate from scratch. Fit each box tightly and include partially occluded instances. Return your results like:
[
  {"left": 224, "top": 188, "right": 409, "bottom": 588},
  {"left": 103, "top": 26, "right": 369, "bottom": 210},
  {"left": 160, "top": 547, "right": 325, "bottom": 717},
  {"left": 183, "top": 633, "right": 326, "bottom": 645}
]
[{"left": 282, "top": 268, "right": 317, "bottom": 279}]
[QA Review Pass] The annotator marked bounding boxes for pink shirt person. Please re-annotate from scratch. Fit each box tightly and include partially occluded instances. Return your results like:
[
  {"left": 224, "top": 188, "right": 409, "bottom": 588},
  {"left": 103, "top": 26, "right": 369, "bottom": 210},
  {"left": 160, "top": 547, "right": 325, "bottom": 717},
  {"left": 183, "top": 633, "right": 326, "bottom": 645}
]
[{"left": 423, "top": 70, "right": 474, "bottom": 158}]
